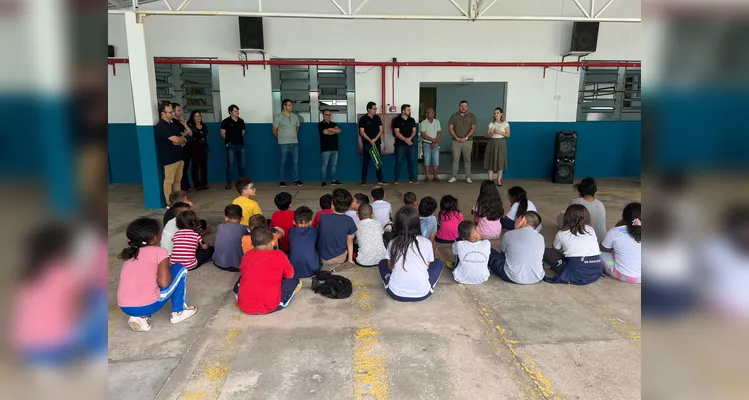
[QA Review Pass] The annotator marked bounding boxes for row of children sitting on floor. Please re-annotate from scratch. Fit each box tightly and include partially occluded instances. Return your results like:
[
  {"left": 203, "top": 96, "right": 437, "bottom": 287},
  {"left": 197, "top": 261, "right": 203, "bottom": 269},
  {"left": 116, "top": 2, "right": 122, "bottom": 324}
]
[{"left": 116, "top": 176, "right": 641, "bottom": 331}]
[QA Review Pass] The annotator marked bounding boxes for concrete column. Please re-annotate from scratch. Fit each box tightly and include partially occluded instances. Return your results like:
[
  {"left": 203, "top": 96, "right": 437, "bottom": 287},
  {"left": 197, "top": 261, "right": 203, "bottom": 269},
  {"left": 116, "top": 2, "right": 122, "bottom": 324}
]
[{"left": 124, "top": 12, "right": 162, "bottom": 209}]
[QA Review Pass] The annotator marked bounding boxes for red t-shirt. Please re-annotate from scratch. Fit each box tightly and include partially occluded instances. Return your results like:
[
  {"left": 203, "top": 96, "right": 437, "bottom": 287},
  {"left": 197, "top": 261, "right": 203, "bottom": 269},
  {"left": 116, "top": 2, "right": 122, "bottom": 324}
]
[
  {"left": 237, "top": 249, "right": 295, "bottom": 314},
  {"left": 271, "top": 210, "right": 295, "bottom": 252},
  {"left": 312, "top": 209, "right": 333, "bottom": 227}
]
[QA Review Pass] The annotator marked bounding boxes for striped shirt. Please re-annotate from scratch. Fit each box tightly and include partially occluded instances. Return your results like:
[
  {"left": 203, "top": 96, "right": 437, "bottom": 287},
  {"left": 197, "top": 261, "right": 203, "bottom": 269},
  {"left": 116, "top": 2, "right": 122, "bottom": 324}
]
[{"left": 171, "top": 229, "right": 202, "bottom": 270}]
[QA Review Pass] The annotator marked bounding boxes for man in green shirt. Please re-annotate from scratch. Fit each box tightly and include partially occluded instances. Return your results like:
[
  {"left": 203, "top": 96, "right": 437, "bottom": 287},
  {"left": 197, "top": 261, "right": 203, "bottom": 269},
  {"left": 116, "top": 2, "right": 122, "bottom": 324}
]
[
  {"left": 447, "top": 100, "right": 477, "bottom": 183},
  {"left": 272, "top": 99, "right": 302, "bottom": 187}
]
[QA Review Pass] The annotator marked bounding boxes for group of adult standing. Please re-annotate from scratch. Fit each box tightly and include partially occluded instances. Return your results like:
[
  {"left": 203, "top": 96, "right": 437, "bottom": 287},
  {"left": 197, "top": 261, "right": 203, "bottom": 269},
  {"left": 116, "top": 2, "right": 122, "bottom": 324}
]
[{"left": 154, "top": 99, "right": 510, "bottom": 204}]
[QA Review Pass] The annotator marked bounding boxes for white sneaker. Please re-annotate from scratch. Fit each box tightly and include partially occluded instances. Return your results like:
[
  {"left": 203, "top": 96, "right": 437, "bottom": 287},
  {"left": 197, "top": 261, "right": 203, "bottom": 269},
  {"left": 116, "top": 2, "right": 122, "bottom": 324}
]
[
  {"left": 170, "top": 306, "right": 198, "bottom": 324},
  {"left": 466, "top": 177, "right": 473, "bottom": 183},
  {"left": 447, "top": 177, "right": 457, "bottom": 183},
  {"left": 128, "top": 316, "right": 152, "bottom": 332}
]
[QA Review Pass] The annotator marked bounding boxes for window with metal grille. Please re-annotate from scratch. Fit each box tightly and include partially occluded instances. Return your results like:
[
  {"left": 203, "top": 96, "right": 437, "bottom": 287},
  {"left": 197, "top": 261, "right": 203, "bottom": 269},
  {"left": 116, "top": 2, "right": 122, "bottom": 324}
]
[
  {"left": 577, "top": 63, "right": 641, "bottom": 122},
  {"left": 153, "top": 58, "right": 221, "bottom": 122},
  {"left": 271, "top": 60, "right": 356, "bottom": 123}
]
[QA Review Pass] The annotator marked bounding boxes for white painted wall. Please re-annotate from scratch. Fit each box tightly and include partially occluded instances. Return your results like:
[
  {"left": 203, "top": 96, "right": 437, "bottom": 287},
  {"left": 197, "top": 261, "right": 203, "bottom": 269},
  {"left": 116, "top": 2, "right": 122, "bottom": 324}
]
[{"left": 108, "top": 8, "right": 641, "bottom": 124}]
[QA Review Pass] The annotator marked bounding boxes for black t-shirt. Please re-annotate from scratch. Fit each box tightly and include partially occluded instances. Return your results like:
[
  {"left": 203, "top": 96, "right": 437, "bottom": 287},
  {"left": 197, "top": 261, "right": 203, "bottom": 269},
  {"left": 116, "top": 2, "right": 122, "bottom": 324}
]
[
  {"left": 189, "top": 123, "right": 208, "bottom": 143},
  {"left": 318, "top": 121, "right": 340, "bottom": 152},
  {"left": 155, "top": 119, "right": 183, "bottom": 166},
  {"left": 220, "top": 117, "right": 246, "bottom": 145},
  {"left": 392, "top": 115, "right": 417, "bottom": 146},
  {"left": 358, "top": 114, "right": 383, "bottom": 143}
]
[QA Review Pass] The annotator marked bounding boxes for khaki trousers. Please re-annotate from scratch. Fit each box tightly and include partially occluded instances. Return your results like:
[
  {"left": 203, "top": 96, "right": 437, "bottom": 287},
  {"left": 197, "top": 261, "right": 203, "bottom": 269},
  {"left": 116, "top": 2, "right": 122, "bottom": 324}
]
[
  {"left": 163, "top": 160, "right": 184, "bottom": 204},
  {"left": 451, "top": 140, "right": 473, "bottom": 177}
]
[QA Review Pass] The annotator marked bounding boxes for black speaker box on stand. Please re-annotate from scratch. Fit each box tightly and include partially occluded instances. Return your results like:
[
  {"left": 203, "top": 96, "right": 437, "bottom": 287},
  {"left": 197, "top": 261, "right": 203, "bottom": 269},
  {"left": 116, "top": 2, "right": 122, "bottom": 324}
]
[{"left": 552, "top": 130, "right": 577, "bottom": 184}]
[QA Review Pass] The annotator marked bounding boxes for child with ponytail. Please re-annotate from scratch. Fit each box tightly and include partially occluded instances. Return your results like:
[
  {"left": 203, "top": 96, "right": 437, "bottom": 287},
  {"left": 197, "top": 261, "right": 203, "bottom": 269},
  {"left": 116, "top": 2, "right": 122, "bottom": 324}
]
[
  {"left": 501, "top": 186, "right": 541, "bottom": 232},
  {"left": 600, "top": 202, "right": 642, "bottom": 283},
  {"left": 117, "top": 217, "right": 197, "bottom": 332}
]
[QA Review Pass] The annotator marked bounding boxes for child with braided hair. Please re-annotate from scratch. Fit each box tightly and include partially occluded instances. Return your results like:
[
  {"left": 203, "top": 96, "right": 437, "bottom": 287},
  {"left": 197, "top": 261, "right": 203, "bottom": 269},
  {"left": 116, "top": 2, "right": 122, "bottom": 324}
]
[{"left": 117, "top": 217, "right": 198, "bottom": 332}]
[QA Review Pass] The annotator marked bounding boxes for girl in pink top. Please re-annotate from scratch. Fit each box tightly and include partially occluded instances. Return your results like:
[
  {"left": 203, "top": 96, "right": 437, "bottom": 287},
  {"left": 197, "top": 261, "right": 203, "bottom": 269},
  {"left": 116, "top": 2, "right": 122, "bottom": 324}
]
[
  {"left": 472, "top": 180, "right": 504, "bottom": 239},
  {"left": 117, "top": 217, "right": 197, "bottom": 332},
  {"left": 436, "top": 195, "right": 464, "bottom": 243}
]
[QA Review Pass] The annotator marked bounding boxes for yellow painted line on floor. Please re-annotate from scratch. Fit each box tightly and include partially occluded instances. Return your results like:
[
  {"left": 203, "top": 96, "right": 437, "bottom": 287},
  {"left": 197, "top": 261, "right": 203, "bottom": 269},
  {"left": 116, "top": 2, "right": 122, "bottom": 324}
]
[
  {"left": 353, "top": 327, "right": 390, "bottom": 400},
  {"left": 469, "top": 293, "right": 562, "bottom": 400}
]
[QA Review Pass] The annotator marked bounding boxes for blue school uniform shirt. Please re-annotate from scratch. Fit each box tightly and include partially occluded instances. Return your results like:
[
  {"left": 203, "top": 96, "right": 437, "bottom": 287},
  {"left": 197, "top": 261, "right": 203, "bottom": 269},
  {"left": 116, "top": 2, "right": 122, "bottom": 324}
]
[
  {"left": 289, "top": 227, "right": 320, "bottom": 278},
  {"left": 213, "top": 222, "right": 249, "bottom": 269},
  {"left": 317, "top": 213, "right": 357, "bottom": 260}
]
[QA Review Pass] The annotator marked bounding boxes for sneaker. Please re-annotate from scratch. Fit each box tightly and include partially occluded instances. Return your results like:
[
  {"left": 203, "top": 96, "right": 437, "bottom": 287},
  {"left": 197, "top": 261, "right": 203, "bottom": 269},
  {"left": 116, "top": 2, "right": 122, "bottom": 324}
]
[
  {"left": 331, "top": 180, "right": 343, "bottom": 186},
  {"left": 294, "top": 180, "right": 304, "bottom": 187},
  {"left": 128, "top": 316, "right": 151, "bottom": 332},
  {"left": 360, "top": 181, "right": 367, "bottom": 187},
  {"left": 425, "top": 178, "right": 431, "bottom": 184},
  {"left": 294, "top": 280, "right": 303, "bottom": 294},
  {"left": 409, "top": 179, "right": 419, "bottom": 185},
  {"left": 225, "top": 183, "right": 232, "bottom": 190},
  {"left": 393, "top": 180, "right": 399, "bottom": 185},
  {"left": 447, "top": 177, "right": 457, "bottom": 183},
  {"left": 322, "top": 182, "right": 328, "bottom": 188},
  {"left": 170, "top": 305, "right": 198, "bottom": 324},
  {"left": 280, "top": 181, "right": 287, "bottom": 188},
  {"left": 433, "top": 177, "right": 441, "bottom": 183},
  {"left": 377, "top": 180, "right": 389, "bottom": 186},
  {"left": 466, "top": 177, "right": 473, "bottom": 184}
]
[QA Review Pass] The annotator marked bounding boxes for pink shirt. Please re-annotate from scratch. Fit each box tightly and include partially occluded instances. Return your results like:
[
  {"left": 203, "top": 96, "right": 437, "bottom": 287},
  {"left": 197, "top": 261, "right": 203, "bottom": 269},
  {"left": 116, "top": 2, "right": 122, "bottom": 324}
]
[
  {"left": 117, "top": 246, "right": 169, "bottom": 307},
  {"left": 171, "top": 229, "right": 202, "bottom": 270},
  {"left": 473, "top": 205, "right": 502, "bottom": 239},
  {"left": 437, "top": 211, "right": 464, "bottom": 241},
  {"left": 12, "top": 262, "right": 83, "bottom": 348}
]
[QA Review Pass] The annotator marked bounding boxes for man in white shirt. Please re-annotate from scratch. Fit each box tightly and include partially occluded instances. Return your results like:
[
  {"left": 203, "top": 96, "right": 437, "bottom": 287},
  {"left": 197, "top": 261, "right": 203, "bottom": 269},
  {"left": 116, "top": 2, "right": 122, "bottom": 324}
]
[
  {"left": 489, "top": 211, "right": 545, "bottom": 284},
  {"left": 420, "top": 107, "right": 442, "bottom": 183}
]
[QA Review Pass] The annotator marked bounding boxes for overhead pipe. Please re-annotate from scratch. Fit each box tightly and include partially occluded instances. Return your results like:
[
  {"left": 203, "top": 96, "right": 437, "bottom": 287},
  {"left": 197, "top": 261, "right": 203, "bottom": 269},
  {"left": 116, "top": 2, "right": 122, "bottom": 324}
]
[{"left": 380, "top": 65, "right": 386, "bottom": 115}]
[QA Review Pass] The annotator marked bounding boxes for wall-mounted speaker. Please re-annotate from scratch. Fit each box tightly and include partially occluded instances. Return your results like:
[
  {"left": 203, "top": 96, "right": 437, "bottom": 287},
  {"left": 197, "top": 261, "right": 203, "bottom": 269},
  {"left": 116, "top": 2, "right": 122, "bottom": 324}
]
[
  {"left": 570, "top": 22, "right": 599, "bottom": 53},
  {"left": 553, "top": 130, "right": 578, "bottom": 184},
  {"left": 108, "top": 45, "right": 115, "bottom": 58},
  {"left": 238, "top": 17, "right": 265, "bottom": 50}
]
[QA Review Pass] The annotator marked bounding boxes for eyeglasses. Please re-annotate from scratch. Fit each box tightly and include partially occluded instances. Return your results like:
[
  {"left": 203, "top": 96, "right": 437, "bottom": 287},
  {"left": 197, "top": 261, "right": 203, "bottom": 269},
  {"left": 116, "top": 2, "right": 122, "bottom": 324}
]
[{"left": 246, "top": 186, "right": 256, "bottom": 190}]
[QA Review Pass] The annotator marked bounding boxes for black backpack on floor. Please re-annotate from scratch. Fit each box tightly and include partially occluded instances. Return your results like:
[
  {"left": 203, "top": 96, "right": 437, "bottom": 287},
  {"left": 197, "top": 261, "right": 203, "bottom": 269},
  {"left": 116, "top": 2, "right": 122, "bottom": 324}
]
[{"left": 311, "top": 271, "right": 353, "bottom": 299}]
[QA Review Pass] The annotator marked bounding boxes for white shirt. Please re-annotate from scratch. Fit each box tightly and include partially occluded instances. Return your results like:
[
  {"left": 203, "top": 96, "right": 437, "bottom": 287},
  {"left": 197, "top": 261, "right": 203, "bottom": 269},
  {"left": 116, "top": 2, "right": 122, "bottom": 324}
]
[
  {"left": 601, "top": 226, "right": 642, "bottom": 279},
  {"left": 501, "top": 226, "right": 545, "bottom": 284},
  {"left": 487, "top": 121, "right": 509, "bottom": 139},
  {"left": 569, "top": 198, "right": 607, "bottom": 242},
  {"left": 386, "top": 236, "right": 435, "bottom": 298},
  {"left": 371, "top": 200, "right": 392, "bottom": 228},
  {"left": 419, "top": 118, "right": 442, "bottom": 144},
  {"left": 345, "top": 210, "right": 360, "bottom": 232},
  {"left": 452, "top": 240, "right": 491, "bottom": 284},
  {"left": 506, "top": 200, "right": 542, "bottom": 232},
  {"left": 553, "top": 226, "right": 600, "bottom": 257},
  {"left": 355, "top": 219, "right": 387, "bottom": 266},
  {"left": 160, "top": 218, "right": 178, "bottom": 255},
  {"left": 703, "top": 236, "right": 749, "bottom": 316}
]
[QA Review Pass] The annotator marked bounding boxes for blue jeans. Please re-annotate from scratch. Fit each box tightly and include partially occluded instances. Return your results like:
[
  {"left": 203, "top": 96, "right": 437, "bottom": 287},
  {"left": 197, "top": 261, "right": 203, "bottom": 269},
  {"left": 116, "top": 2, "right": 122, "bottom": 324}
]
[
  {"left": 394, "top": 144, "right": 416, "bottom": 181},
  {"left": 321, "top": 150, "right": 338, "bottom": 182},
  {"left": 378, "top": 259, "right": 444, "bottom": 302},
  {"left": 279, "top": 143, "right": 299, "bottom": 182},
  {"left": 120, "top": 264, "right": 188, "bottom": 316},
  {"left": 233, "top": 275, "right": 301, "bottom": 313},
  {"left": 487, "top": 249, "right": 518, "bottom": 284},
  {"left": 226, "top": 144, "right": 246, "bottom": 184},
  {"left": 422, "top": 143, "right": 440, "bottom": 166}
]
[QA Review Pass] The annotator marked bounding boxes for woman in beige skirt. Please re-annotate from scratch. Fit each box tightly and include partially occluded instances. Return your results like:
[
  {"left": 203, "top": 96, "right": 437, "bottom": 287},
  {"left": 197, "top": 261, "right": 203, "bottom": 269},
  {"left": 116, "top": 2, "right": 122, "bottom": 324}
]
[{"left": 483, "top": 107, "right": 510, "bottom": 186}]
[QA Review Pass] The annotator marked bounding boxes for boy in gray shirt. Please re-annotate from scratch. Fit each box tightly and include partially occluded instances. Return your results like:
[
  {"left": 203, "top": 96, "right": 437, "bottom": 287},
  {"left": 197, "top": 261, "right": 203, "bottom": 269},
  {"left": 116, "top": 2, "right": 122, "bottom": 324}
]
[
  {"left": 556, "top": 177, "right": 606, "bottom": 241},
  {"left": 488, "top": 211, "right": 545, "bottom": 284},
  {"left": 213, "top": 204, "right": 249, "bottom": 272}
]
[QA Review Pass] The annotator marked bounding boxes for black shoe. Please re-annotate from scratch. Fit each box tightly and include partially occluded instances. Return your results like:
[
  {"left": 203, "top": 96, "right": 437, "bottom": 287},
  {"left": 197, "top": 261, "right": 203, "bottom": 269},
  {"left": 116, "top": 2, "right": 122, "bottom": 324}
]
[
  {"left": 294, "top": 180, "right": 304, "bottom": 187},
  {"left": 393, "top": 180, "right": 400, "bottom": 185},
  {"left": 322, "top": 182, "right": 328, "bottom": 187},
  {"left": 331, "top": 180, "right": 343, "bottom": 186},
  {"left": 377, "top": 180, "right": 389, "bottom": 186},
  {"left": 280, "top": 181, "right": 287, "bottom": 188},
  {"left": 409, "top": 179, "right": 419, "bottom": 185},
  {"left": 225, "top": 183, "right": 232, "bottom": 190},
  {"left": 360, "top": 181, "right": 367, "bottom": 187}
]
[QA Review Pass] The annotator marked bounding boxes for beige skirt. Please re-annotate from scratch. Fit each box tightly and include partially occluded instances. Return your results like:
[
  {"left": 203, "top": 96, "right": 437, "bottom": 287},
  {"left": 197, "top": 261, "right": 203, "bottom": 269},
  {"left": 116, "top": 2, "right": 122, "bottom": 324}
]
[{"left": 483, "top": 139, "right": 507, "bottom": 172}]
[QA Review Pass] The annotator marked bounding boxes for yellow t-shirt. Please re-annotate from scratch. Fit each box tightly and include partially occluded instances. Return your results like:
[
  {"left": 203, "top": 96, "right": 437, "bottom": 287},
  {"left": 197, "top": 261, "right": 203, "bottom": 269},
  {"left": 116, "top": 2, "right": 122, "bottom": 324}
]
[{"left": 232, "top": 196, "right": 262, "bottom": 225}]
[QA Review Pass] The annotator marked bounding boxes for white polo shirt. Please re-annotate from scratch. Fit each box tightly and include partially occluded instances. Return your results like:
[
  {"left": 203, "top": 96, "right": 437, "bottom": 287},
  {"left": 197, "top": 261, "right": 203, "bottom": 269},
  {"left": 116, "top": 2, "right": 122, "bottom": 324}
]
[{"left": 419, "top": 118, "right": 442, "bottom": 144}]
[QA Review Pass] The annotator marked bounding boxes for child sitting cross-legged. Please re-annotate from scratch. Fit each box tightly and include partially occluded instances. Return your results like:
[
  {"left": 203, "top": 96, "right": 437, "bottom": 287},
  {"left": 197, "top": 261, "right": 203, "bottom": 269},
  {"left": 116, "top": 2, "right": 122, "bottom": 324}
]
[
  {"left": 313, "top": 194, "right": 333, "bottom": 227},
  {"left": 451, "top": 220, "right": 491, "bottom": 285},
  {"left": 544, "top": 204, "right": 602, "bottom": 285},
  {"left": 171, "top": 210, "right": 215, "bottom": 270},
  {"left": 271, "top": 192, "right": 295, "bottom": 253},
  {"left": 212, "top": 204, "right": 248, "bottom": 272},
  {"left": 161, "top": 201, "right": 192, "bottom": 255},
  {"left": 234, "top": 226, "right": 302, "bottom": 315},
  {"left": 317, "top": 188, "right": 357, "bottom": 272},
  {"left": 354, "top": 203, "right": 387, "bottom": 267},
  {"left": 289, "top": 206, "right": 321, "bottom": 278},
  {"left": 117, "top": 218, "right": 197, "bottom": 332},
  {"left": 489, "top": 211, "right": 545, "bottom": 284}
]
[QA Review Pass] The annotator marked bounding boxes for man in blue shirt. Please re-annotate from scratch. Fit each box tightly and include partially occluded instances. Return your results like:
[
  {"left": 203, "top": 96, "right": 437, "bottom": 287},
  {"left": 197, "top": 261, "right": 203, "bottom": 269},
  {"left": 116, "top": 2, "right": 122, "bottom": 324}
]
[{"left": 155, "top": 102, "right": 187, "bottom": 204}]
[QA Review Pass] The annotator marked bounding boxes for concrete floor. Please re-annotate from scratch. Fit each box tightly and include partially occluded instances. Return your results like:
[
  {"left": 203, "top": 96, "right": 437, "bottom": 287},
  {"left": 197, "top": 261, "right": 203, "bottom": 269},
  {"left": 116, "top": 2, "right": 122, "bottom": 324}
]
[{"left": 108, "top": 178, "right": 641, "bottom": 400}]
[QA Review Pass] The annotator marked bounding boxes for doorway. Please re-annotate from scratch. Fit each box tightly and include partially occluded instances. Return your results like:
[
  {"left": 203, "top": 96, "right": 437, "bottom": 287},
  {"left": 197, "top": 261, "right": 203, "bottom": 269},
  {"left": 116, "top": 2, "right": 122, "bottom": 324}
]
[{"left": 417, "top": 82, "right": 507, "bottom": 177}]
